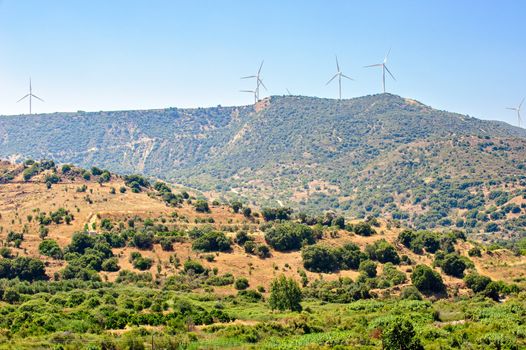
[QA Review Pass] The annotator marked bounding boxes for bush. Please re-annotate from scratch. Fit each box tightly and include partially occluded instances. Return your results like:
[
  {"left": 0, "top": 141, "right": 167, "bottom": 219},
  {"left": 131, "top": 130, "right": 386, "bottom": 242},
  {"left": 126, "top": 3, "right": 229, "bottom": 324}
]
[
  {"left": 468, "top": 246, "right": 482, "bottom": 257},
  {"left": 353, "top": 222, "right": 375, "bottom": 236},
  {"left": 435, "top": 253, "right": 467, "bottom": 278},
  {"left": 235, "top": 231, "right": 252, "bottom": 245},
  {"left": 39, "top": 239, "right": 63, "bottom": 259},
  {"left": 400, "top": 286, "right": 423, "bottom": 300},
  {"left": 359, "top": 260, "right": 377, "bottom": 278},
  {"left": 365, "top": 239, "right": 400, "bottom": 264},
  {"left": 261, "top": 207, "right": 293, "bottom": 221},
  {"left": 192, "top": 231, "right": 231, "bottom": 252},
  {"left": 101, "top": 257, "right": 120, "bottom": 272},
  {"left": 265, "top": 222, "right": 316, "bottom": 251},
  {"left": 302, "top": 245, "right": 339, "bottom": 273},
  {"left": 235, "top": 277, "right": 250, "bottom": 290},
  {"left": 255, "top": 244, "right": 271, "bottom": 258},
  {"left": 0, "top": 256, "right": 47, "bottom": 281},
  {"left": 184, "top": 260, "right": 205, "bottom": 274},
  {"left": 382, "top": 318, "right": 424, "bottom": 350},
  {"left": 133, "top": 231, "right": 154, "bottom": 250},
  {"left": 464, "top": 273, "right": 491, "bottom": 293},
  {"left": 131, "top": 254, "right": 153, "bottom": 271},
  {"left": 411, "top": 265, "right": 445, "bottom": 295},
  {"left": 269, "top": 275, "right": 302, "bottom": 312},
  {"left": 338, "top": 243, "right": 367, "bottom": 270},
  {"left": 194, "top": 200, "right": 210, "bottom": 213}
]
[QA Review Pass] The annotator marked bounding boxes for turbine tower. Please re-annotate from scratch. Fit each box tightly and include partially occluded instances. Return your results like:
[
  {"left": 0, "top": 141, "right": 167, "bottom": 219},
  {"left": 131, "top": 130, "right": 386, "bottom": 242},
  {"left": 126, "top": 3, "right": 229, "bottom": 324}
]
[
  {"left": 241, "top": 61, "right": 266, "bottom": 103},
  {"left": 506, "top": 97, "right": 524, "bottom": 127},
  {"left": 326, "top": 56, "right": 353, "bottom": 100},
  {"left": 365, "top": 49, "right": 396, "bottom": 93},
  {"left": 17, "top": 78, "right": 44, "bottom": 115},
  {"left": 240, "top": 89, "right": 257, "bottom": 104}
]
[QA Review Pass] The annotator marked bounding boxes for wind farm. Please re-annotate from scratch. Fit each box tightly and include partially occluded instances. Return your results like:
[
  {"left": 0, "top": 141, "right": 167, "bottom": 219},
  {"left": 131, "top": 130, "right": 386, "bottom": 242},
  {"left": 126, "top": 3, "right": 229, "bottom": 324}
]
[{"left": 16, "top": 78, "right": 44, "bottom": 115}]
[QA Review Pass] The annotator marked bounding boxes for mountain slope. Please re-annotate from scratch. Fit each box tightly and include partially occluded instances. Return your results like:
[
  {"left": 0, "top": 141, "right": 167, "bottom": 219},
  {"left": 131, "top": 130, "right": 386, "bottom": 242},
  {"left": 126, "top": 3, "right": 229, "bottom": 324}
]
[{"left": 1, "top": 94, "right": 525, "bottom": 237}]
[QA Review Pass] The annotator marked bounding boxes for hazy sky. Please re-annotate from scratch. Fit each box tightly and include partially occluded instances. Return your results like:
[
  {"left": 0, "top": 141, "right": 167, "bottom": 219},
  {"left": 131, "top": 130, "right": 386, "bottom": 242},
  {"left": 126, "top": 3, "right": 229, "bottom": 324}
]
[{"left": 0, "top": 1, "right": 525, "bottom": 126}]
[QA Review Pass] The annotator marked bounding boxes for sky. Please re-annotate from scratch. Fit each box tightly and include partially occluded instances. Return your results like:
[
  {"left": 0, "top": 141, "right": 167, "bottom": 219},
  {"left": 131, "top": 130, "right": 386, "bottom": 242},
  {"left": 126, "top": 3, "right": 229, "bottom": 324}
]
[{"left": 0, "top": 1, "right": 525, "bottom": 126}]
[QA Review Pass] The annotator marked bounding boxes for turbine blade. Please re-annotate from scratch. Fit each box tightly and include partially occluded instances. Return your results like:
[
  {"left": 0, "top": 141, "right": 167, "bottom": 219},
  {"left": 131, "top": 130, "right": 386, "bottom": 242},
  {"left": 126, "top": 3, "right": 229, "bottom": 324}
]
[
  {"left": 258, "top": 78, "right": 267, "bottom": 91},
  {"left": 240, "top": 90, "right": 255, "bottom": 93},
  {"left": 286, "top": 89, "right": 292, "bottom": 95},
  {"left": 326, "top": 74, "right": 338, "bottom": 85},
  {"left": 364, "top": 63, "right": 382, "bottom": 68},
  {"left": 31, "top": 94, "right": 44, "bottom": 102},
  {"left": 335, "top": 55, "right": 340, "bottom": 72},
  {"left": 341, "top": 73, "right": 354, "bottom": 81},
  {"left": 519, "top": 97, "right": 525, "bottom": 109},
  {"left": 17, "top": 94, "right": 30, "bottom": 103},
  {"left": 506, "top": 107, "right": 517, "bottom": 111},
  {"left": 258, "top": 60, "right": 264, "bottom": 75},
  {"left": 385, "top": 65, "right": 396, "bottom": 81},
  {"left": 241, "top": 75, "right": 256, "bottom": 79},
  {"left": 384, "top": 47, "right": 392, "bottom": 63}
]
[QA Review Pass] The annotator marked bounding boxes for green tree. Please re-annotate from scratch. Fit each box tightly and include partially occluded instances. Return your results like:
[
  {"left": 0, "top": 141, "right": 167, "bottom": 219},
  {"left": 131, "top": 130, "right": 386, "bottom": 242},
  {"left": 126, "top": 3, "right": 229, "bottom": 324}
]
[
  {"left": 269, "top": 275, "right": 302, "bottom": 312},
  {"left": 382, "top": 317, "right": 424, "bottom": 350},
  {"left": 411, "top": 265, "right": 445, "bottom": 295}
]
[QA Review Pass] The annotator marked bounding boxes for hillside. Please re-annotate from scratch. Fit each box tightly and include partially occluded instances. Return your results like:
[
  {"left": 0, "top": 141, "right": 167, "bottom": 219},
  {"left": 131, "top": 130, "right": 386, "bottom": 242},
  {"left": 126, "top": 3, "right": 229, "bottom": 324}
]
[
  {"left": 1, "top": 160, "right": 526, "bottom": 348},
  {"left": 1, "top": 94, "right": 526, "bottom": 239}
]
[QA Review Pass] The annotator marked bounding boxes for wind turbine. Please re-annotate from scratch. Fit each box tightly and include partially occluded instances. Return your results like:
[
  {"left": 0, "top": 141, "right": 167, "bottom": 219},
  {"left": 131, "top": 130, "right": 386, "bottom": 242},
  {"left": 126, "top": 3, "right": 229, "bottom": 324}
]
[
  {"left": 365, "top": 49, "right": 396, "bottom": 93},
  {"left": 17, "top": 78, "right": 44, "bottom": 114},
  {"left": 240, "top": 89, "right": 257, "bottom": 104},
  {"left": 241, "top": 60, "right": 267, "bottom": 103},
  {"left": 506, "top": 97, "right": 524, "bottom": 127},
  {"left": 326, "top": 56, "right": 353, "bottom": 100}
]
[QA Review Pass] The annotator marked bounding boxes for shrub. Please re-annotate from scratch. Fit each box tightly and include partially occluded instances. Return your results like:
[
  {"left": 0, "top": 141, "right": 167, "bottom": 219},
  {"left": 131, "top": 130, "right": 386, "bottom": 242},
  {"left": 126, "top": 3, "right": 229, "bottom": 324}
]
[
  {"left": 235, "top": 277, "right": 250, "bottom": 290},
  {"left": 235, "top": 231, "right": 252, "bottom": 245},
  {"left": 359, "top": 260, "right": 377, "bottom": 278},
  {"left": 101, "top": 257, "right": 120, "bottom": 272},
  {"left": 183, "top": 260, "right": 205, "bottom": 274},
  {"left": 244, "top": 241, "right": 256, "bottom": 254},
  {"left": 192, "top": 231, "right": 231, "bottom": 252},
  {"left": 261, "top": 207, "right": 293, "bottom": 221},
  {"left": 39, "top": 239, "right": 63, "bottom": 259},
  {"left": 133, "top": 231, "right": 154, "bottom": 250},
  {"left": 302, "top": 245, "right": 339, "bottom": 273},
  {"left": 265, "top": 222, "right": 316, "bottom": 251},
  {"left": 411, "top": 265, "right": 445, "bottom": 295},
  {"left": 269, "top": 275, "right": 302, "bottom": 312},
  {"left": 464, "top": 273, "right": 491, "bottom": 293},
  {"left": 0, "top": 256, "right": 47, "bottom": 281},
  {"left": 468, "top": 246, "right": 482, "bottom": 257},
  {"left": 400, "top": 286, "right": 423, "bottom": 300},
  {"left": 194, "top": 200, "right": 210, "bottom": 213},
  {"left": 365, "top": 239, "right": 400, "bottom": 264},
  {"left": 353, "top": 222, "right": 375, "bottom": 236},
  {"left": 382, "top": 318, "right": 424, "bottom": 350},
  {"left": 255, "top": 244, "right": 271, "bottom": 258},
  {"left": 435, "top": 253, "right": 467, "bottom": 278},
  {"left": 338, "top": 243, "right": 367, "bottom": 270}
]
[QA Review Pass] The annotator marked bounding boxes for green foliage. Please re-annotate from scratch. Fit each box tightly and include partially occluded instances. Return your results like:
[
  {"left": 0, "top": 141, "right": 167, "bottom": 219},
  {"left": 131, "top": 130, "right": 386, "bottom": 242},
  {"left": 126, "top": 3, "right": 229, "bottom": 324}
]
[
  {"left": 411, "top": 265, "right": 445, "bottom": 295},
  {"left": 434, "top": 252, "right": 469, "bottom": 278},
  {"left": 358, "top": 260, "right": 377, "bottom": 278},
  {"left": 234, "top": 277, "right": 249, "bottom": 290},
  {"left": 269, "top": 275, "right": 302, "bottom": 312},
  {"left": 365, "top": 239, "right": 400, "bottom": 264},
  {"left": 38, "top": 239, "right": 63, "bottom": 259},
  {"left": 265, "top": 222, "right": 316, "bottom": 251},
  {"left": 261, "top": 207, "right": 293, "bottom": 221},
  {"left": 302, "top": 245, "right": 339, "bottom": 273},
  {"left": 192, "top": 231, "right": 231, "bottom": 252},
  {"left": 382, "top": 317, "right": 424, "bottom": 350},
  {"left": 0, "top": 256, "right": 47, "bottom": 281},
  {"left": 194, "top": 199, "right": 210, "bottom": 213},
  {"left": 353, "top": 222, "right": 375, "bottom": 236}
]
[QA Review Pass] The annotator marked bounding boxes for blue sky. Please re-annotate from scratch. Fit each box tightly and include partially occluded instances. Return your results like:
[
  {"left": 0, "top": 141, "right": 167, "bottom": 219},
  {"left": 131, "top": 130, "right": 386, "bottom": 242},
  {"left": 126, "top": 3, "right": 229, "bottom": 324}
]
[{"left": 0, "top": 1, "right": 524, "bottom": 126}]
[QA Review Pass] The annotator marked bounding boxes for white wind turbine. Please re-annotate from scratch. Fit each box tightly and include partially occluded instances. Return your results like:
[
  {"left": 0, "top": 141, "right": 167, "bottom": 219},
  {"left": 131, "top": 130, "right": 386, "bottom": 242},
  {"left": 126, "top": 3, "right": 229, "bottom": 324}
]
[
  {"left": 506, "top": 97, "right": 524, "bottom": 127},
  {"left": 326, "top": 56, "right": 353, "bottom": 100},
  {"left": 17, "top": 78, "right": 44, "bottom": 114},
  {"left": 240, "top": 61, "right": 267, "bottom": 103},
  {"left": 365, "top": 48, "right": 396, "bottom": 93}
]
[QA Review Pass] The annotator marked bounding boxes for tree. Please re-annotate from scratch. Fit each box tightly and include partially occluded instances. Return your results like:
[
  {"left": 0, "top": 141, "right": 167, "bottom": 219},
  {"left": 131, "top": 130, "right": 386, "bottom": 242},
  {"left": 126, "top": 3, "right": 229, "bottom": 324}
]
[
  {"left": 353, "top": 222, "right": 375, "bottom": 236},
  {"left": 464, "top": 273, "right": 491, "bottom": 293},
  {"left": 269, "top": 275, "right": 302, "bottom": 312},
  {"left": 302, "top": 245, "right": 339, "bottom": 273},
  {"left": 231, "top": 201, "right": 243, "bottom": 213},
  {"left": 382, "top": 318, "right": 424, "bottom": 350},
  {"left": 265, "top": 222, "right": 316, "bottom": 251},
  {"left": 411, "top": 265, "right": 445, "bottom": 295},
  {"left": 235, "top": 277, "right": 249, "bottom": 290},
  {"left": 365, "top": 239, "right": 400, "bottom": 264},
  {"left": 192, "top": 231, "right": 231, "bottom": 252},
  {"left": 39, "top": 239, "right": 63, "bottom": 259},
  {"left": 439, "top": 253, "right": 467, "bottom": 278},
  {"left": 194, "top": 200, "right": 210, "bottom": 213},
  {"left": 359, "top": 260, "right": 377, "bottom": 278}
]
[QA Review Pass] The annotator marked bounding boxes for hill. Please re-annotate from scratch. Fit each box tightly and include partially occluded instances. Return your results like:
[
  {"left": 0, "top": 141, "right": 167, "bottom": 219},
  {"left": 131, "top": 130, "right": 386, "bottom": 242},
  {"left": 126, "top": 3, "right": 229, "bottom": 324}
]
[
  {"left": 1, "top": 94, "right": 526, "bottom": 240},
  {"left": 1, "top": 160, "right": 526, "bottom": 348}
]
